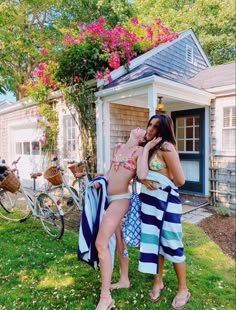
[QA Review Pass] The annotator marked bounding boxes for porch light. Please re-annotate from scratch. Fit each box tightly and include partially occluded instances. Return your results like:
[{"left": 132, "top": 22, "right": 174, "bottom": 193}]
[{"left": 157, "top": 96, "right": 164, "bottom": 111}]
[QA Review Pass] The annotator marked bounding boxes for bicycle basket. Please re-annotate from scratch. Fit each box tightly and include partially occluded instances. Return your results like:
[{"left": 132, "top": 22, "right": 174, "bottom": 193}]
[
  {"left": 68, "top": 162, "right": 85, "bottom": 177},
  {"left": 0, "top": 172, "right": 20, "bottom": 193},
  {"left": 44, "top": 166, "right": 62, "bottom": 186}
]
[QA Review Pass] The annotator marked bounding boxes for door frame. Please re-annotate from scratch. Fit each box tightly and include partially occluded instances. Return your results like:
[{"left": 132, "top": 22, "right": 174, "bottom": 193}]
[{"left": 172, "top": 108, "right": 205, "bottom": 194}]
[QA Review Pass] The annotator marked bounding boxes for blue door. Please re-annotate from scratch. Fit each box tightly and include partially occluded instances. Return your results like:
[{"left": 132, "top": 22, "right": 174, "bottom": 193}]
[{"left": 172, "top": 108, "right": 205, "bottom": 194}]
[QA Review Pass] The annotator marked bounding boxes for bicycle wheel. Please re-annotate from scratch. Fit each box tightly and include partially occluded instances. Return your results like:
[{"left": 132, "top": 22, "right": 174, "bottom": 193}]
[
  {"left": 37, "top": 192, "right": 64, "bottom": 239},
  {"left": 48, "top": 185, "right": 81, "bottom": 215},
  {"left": 0, "top": 188, "right": 31, "bottom": 222}
]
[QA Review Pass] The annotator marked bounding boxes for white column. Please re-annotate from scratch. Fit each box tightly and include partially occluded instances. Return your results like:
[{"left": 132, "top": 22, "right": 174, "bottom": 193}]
[
  {"left": 103, "top": 101, "right": 111, "bottom": 172},
  {"left": 95, "top": 98, "right": 104, "bottom": 173},
  {"left": 147, "top": 85, "right": 157, "bottom": 118}
]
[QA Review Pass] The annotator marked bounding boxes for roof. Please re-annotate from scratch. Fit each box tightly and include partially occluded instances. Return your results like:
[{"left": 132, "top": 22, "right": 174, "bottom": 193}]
[
  {"left": 189, "top": 61, "right": 235, "bottom": 89},
  {"left": 0, "top": 100, "right": 16, "bottom": 110},
  {"left": 104, "top": 63, "right": 195, "bottom": 89}
]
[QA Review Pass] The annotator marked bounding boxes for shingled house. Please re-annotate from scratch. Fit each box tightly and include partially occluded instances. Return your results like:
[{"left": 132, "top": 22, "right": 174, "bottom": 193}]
[{"left": 0, "top": 29, "right": 235, "bottom": 211}]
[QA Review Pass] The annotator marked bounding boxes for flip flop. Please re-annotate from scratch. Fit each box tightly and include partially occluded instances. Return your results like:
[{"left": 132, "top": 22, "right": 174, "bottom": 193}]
[
  {"left": 107, "top": 299, "right": 115, "bottom": 310},
  {"left": 172, "top": 291, "right": 191, "bottom": 309},
  {"left": 148, "top": 286, "right": 164, "bottom": 302}
]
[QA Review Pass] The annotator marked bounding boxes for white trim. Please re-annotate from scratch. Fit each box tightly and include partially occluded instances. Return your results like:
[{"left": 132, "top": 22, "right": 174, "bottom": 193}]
[
  {"left": 95, "top": 74, "right": 215, "bottom": 106},
  {"left": 205, "top": 107, "right": 210, "bottom": 195},
  {"left": 206, "top": 84, "right": 236, "bottom": 95},
  {"left": 97, "top": 29, "right": 211, "bottom": 88}
]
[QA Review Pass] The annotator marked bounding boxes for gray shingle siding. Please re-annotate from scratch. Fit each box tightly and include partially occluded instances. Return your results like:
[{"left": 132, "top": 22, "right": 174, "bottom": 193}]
[{"left": 144, "top": 35, "right": 209, "bottom": 80}]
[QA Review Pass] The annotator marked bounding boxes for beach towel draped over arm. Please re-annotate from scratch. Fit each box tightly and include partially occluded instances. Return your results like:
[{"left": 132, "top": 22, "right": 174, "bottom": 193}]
[
  {"left": 78, "top": 176, "right": 116, "bottom": 269},
  {"left": 138, "top": 171, "right": 185, "bottom": 275}
]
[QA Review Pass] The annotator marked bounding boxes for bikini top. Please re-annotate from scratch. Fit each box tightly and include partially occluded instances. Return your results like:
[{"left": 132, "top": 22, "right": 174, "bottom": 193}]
[
  {"left": 111, "top": 143, "right": 138, "bottom": 172},
  {"left": 149, "top": 154, "right": 166, "bottom": 171}
]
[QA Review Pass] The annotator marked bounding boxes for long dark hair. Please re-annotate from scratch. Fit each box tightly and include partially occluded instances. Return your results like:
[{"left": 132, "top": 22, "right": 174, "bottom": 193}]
[{"left": 146, "top": 114, "right": 176, "bottom": 160}]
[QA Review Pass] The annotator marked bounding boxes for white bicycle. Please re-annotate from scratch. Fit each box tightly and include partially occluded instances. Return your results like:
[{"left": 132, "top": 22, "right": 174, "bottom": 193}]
[{"left": 0, "top": 157, "right": 65, "bottom": 239}]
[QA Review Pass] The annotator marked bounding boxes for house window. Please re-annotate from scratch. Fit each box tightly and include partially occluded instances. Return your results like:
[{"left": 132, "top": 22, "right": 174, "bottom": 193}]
[
  {"left": 23, "top": 142, "right": 30, "bottom": 155},
  {"left": 16, "top": 142, "right": 22, "bottom": 155},
  {"left": 63, "top": 115, "right": 76, "bottom": 158},
  {"left": 176, "top": 116, "right": 200, "bottom": 153},
  {"left": 222, "top": 106, "right": 236, "bottom": 151},
  {"left": 186, "top": 45, "right": 193, "bottom": 64},
  {"left": 32, "top": 141, "right": 40, "bottom": 155}
]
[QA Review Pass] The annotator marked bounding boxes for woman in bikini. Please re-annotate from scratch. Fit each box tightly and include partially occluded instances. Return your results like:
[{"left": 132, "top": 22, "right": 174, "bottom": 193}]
[
  {"left": 137, "top": 114, "right": 191, "bottom": 309},
  {"left": 95, "top": 127, "right": 152, "bottom": 310}
]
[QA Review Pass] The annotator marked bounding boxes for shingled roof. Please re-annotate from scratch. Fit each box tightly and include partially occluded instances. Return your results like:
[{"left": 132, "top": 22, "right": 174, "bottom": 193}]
[{"left": 189, "top": 61, "right": 235, "bottom": 89}]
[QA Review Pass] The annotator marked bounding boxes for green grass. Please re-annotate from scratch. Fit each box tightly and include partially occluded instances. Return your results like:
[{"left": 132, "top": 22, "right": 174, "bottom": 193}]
[{"left": 0, "top": 217, "right": 235, "bottom": 310}]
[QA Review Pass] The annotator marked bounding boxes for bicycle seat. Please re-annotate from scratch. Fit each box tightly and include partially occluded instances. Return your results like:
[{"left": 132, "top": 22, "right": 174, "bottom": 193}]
[{"left": 30, "top": 172, "right": 42, "bottom": 179}]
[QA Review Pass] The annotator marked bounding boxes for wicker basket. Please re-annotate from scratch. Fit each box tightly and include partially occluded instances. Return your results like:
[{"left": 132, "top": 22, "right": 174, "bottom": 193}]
[
  {"left": 0, "top": 172, "right": 20, "bottom": 193},
  {"left": 68, "top": 162, "right": 85, "bottom": 177},
  {"left": 44, "top": 166, "right": 62, "bottom": 186}
]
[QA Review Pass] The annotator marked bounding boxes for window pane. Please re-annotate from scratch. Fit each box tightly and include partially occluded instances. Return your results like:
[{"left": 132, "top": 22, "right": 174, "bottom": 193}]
[
  {"left": 195, "top": 117, "right": 200, "bottom": 126},
  {"left": 177, "top": 127, "right": 184, "bottom": 139},
  {"left": 186, "top": 127, "right": 193, "bottom": 139},
  {"left": 23, "top": 142, "right": 30, "bottom": 155},
  {"left": 195, "top": 126, "right": 200, "bottom": 138},
  {"left": 186, "top": 117, "right": 193, "bottom": 126},
  {"left": 223, "top": 129, "right": 235, "bottom": 151},
  {"left": 186, "top": 140, "right": 193, "bottom": 151},
  {"left": 32, "top": 141, "right": 40, "bottom": 155},
  {"left": 16, "top": 142, "right": 22, "bottom": 155},
  {"left": 231, "top": 107, "right": 236, "bottom": 126},
  {"left": 177, "top": 117, "right": 184, "bottom": 126},
  {"left": 177, "top": 140, "right": 184, "bottom": 151},
  {"left": 223, "top": 108, "right": 230, "bottom": 127},
  {"left": 195, "top": 139, "right": 200, "bottom": 152}
]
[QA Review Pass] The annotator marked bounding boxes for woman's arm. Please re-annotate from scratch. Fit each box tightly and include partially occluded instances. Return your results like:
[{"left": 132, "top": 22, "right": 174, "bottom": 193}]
[
  {"left": 162, "top": 143, "right": 185, "bottom": 186},
  {"left": 137, "top": 137, "right": 162, "bottom": 180}
]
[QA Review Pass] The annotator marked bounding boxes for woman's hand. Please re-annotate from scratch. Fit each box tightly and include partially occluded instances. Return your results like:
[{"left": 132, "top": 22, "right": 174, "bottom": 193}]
[
  {"left": 144, "top": 137, "right": 162, "bottom": 151},
  {"left": 93, "top": 182, "right": 101, "bottom": 189},
  {"left": 141, "top": 179, "right": 158, "bottom": 190}
]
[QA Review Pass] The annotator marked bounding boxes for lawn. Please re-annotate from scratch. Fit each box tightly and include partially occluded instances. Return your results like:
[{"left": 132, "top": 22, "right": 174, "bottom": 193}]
[{"left": 0, "top": 217, "right": 235, "bottom": 310}]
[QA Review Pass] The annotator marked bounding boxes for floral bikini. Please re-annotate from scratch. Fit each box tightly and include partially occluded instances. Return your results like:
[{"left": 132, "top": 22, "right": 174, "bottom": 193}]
[{"left": 111, "top": 143, "right": 138, "bottom": 172}]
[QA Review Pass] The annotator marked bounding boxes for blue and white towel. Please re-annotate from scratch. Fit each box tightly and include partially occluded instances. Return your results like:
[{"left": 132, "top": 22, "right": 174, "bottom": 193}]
[
  {"left": 78, "top": 176, "right": 116, "bottom": 269},
  {"left": 138, "top": 171, "right": 185, "bottom": 275}
]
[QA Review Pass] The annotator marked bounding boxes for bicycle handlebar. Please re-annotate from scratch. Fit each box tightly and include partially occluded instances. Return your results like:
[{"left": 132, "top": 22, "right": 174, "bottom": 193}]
[{"left": 11, "top": 156, "right": 21, "bottom": 166}]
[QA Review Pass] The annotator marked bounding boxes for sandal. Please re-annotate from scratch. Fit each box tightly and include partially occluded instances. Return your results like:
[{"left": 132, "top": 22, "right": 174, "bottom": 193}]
[
  {"left": 148, "top": 286, "right": 164, "bottom": 303},
  {"left": 95, "top": 293, "right": 115, "bottom": 310},
  {"left": 172, "top": 291, "right": 191, "bottom": 309}
]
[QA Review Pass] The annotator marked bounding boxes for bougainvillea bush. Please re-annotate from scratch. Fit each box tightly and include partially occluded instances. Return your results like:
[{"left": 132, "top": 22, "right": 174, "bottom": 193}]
[
  {"left": 25, "top": 16, "right": 178, "bottom": 161},
  {"left": 55, "top": 16, "right": 178, "bottom": 85}
]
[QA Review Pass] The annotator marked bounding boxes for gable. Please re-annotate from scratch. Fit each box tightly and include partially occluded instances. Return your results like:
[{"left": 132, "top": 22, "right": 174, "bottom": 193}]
[
  {"left": 100, "top": 29, "right": 211, "bottom": 89},
  {"left": 145, "top": 34, "right": 210, "bottom": 80}
]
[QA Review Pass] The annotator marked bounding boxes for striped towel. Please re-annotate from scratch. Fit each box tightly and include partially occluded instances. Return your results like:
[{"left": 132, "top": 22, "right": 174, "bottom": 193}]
[
  {"left": 78, "top": 176, "right": 116, "bottom": 269},
  {"left": 138, "top": 171, "right": 185, "bottom": 275}
]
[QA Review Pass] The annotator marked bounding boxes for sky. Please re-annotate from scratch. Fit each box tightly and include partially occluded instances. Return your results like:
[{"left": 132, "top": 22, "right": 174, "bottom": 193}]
[{"left": 0, "top": 91, "right": 16, "bottom": 102}]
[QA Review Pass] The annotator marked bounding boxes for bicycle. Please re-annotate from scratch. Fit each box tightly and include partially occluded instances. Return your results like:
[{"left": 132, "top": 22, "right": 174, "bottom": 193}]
[
  {"left": 45, "top": 156, "right": 93, "bottom": 215},
  {"left": 0, "top": 157, "right": 65, "bottom": 239}
]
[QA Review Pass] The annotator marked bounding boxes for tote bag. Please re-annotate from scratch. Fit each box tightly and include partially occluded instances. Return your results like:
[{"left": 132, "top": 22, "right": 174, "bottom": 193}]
[{"left": 122, "top": 176, "right": 141, "bottom": 247}]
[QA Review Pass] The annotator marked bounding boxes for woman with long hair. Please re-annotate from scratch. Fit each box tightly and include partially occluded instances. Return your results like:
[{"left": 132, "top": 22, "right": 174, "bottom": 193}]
[{"left": 137, "top": 114, "right": 190, "bottom": 309}]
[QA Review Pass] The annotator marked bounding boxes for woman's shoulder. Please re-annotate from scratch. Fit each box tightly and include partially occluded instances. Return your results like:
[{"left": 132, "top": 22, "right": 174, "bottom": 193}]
[{"left": 160, "top": 141, "right": 175, "bottom": 152}]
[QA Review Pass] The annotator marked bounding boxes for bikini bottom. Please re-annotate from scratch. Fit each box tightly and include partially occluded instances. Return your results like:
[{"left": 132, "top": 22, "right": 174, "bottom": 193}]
[{"left": 107, "top": 192, "right": 131, "bottom": 204}]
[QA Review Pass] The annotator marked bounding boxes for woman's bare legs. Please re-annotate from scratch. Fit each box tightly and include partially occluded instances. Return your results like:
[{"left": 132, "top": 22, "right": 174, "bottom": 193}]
[
  {"left": 110, "top": 224, "right": 130, "bottom": 289},
  {"left": 149, "top": 255, "right": 165, "bottom": 301},
  {"left": 172, "top": 261, "right": 190, "bottom": 308},
  {"left": 95, "top": 199, "right": 130, "bottom": 310}
]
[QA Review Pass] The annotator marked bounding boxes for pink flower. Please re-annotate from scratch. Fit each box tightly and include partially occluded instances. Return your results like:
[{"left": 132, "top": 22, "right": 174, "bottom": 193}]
[
  {"left": 130, "top": 17, "right": 139, "bottom": 25},
  {"left": 96, "top": 70, "right": 103, "bottom": 79},
  {"left": 108, "top": 52, "right": 120, "bottom": 69},
  {"left": 107, "top": 75, "right": 113, "bottom": 83},
  {"left": 40, "top": 47, "right": 47, "bottom": 55},
  {"left": 38, "top": 63, "right": 45, "bottom": 71}
]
